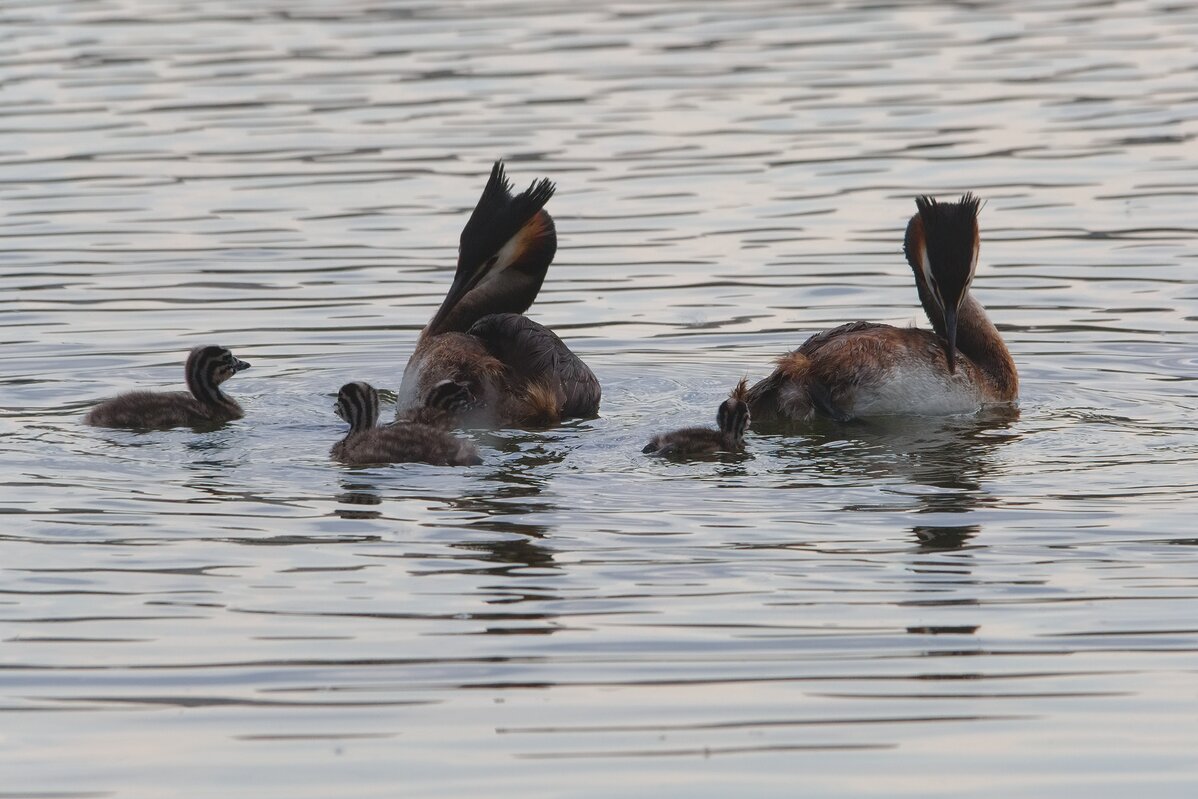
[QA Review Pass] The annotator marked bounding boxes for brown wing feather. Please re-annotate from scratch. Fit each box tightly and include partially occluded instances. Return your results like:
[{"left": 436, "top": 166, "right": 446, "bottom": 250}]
[
  {"left": 747, "top": 323, "right": 926, "bottom": 423},
  {"left": 795, "top": 321, "right": 891, "bottom": 357},
  {"left": 468, "top": 313, "right": 601, "bottom": 418}
]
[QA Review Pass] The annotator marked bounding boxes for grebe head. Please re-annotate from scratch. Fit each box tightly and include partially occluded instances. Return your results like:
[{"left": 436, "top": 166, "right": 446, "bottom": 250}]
[
  {"left": 717, "top": 378, "right": 751, "bottom": 443},
  {"left": 426, "top": 161, "right": 558, "bottom": 334},
  {"left": 186, "top": 345, "right": 250, "bottom": 402},
  {"left": 904, "top": 193, "right": 982, "bottom": 371},
  {"left": 335, "top": 381, "right": 380, "bottom": 431},
  {"left": 426, "top": 379, "right": 475, "bottom": 414}
]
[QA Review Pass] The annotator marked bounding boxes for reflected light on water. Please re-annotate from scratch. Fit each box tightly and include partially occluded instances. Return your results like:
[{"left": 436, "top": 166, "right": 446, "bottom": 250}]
[{"left": 3, "top": 1, "right": 1198, "bottom": 797}]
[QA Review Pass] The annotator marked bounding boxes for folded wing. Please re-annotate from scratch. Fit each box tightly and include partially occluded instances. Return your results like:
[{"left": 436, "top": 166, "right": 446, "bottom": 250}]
[{"left": 468, "top": 312, "right": 601, "bottom": 418}]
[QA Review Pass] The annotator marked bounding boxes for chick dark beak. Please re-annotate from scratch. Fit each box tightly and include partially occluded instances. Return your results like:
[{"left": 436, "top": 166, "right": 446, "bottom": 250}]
[
  {"left": 232, "top": 357, "right": 251, "bottom": 372},
  {"left": 942, "top": 303, "right": 959, "bottom": 373}
]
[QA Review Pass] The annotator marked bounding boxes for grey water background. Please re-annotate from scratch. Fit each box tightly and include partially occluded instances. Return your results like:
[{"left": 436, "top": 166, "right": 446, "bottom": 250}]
[{"left": 2, "top": 1, "right": 1197, "bottom": 796}]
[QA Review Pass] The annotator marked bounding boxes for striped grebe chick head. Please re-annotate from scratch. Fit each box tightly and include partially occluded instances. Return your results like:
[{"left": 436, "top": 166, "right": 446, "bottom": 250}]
[
  {"left": 335, "top": 381, "right": 380, "bottom": 432},
  {"left": 904, "top": 193, "right": 982, "bottom": 372},
  {"left": 716, "top": 378, "right": 751, "bottom": 445},
  {"left": 186, "top": 345, "right": 250, "bottom": 403}
]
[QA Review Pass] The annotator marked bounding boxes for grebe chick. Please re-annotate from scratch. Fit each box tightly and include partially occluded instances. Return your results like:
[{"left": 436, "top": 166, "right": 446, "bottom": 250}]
[
  {"left": 332, "top": 381, "right": 481, "bottom": 466},
  {"left": 643, "top": 380, "right": 750, "bottom": 458},
  {"left": 84, "top": 345, "right": 250, "bottom": 429},
  {"left": 746, "top": 194, "right": 1018, "bottom": 424},
  {"left": 394, "top": 380, "right": 475, "bottom": 429},
  {"left": 396, "top": 161, "right": 600, "bottom": 429}
]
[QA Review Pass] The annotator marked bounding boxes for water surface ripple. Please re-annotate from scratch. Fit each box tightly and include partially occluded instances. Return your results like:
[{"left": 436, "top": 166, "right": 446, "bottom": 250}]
[{"left": 2, "top": 2, "right": 1197, "bottom": 797}]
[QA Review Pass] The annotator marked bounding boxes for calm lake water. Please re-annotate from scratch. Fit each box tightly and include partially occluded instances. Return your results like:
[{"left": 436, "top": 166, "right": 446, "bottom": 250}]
[{"left": 3, "top": 1, "right": 1197, "bottom": 796}]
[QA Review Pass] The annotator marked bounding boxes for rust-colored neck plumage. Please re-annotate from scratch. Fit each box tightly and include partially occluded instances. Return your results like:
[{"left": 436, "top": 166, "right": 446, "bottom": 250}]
[{"left": 949, "top": 293, "right": 1018, "bottom": 400}]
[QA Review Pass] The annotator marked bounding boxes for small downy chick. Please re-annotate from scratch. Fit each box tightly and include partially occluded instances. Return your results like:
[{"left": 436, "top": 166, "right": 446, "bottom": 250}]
[
  {"left": 642, "top": 379, "right": 750, "bottom": 458},
  {"left": 332, "top": 381, "right": 481, "bottom": 466},
  {"left": 84, "top": 345, "right": 250, "bottom": 429}
]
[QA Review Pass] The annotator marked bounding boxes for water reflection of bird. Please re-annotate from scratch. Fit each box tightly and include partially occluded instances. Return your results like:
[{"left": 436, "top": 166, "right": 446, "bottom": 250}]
[
  {"left": 334, "top": 481, "right": 384, "bottom": 521},
  {"left": 792, "top": 410, "right": 1018, "bottom": 491},
  {"left": 643, "top": 379, "right": 751, "bottom": 458},
  {"left": 84, "top": 345, "right": 250, "bottom": 429},
  {"left": 748, "top": 195, "right": 1017, "bottom": 424},
  {"left": 332, "top": 381, "right": 481, "bottom": 466},
  {"left": 386, "top": 440, "right": 566, "bottom": 573},
  {"left": 913, "top": 524, "right": 980, "bottom": 552},
  {"left": 397, "top": 161, "right": 600, "bottom": 429},
  {"left": 782, "top": 410, "right": 1017, "bottom": 553}
]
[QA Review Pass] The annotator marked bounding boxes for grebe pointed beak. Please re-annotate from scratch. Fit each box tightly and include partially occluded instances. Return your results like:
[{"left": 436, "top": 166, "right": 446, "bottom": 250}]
[
  {"left": 232, "top": 357, "right": 251, "bottom": 372},
  {"left": 942, "top": 302, "right": 959, "bottom": 373}
]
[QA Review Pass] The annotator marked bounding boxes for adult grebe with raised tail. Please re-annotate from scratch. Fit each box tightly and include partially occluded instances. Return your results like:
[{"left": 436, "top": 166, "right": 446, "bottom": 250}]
[
  {"left": 747, "top": 194, "right": 1017, "bottom": 423},
  {"left": 332, "top": 381, "right": 481, "bottom": 466},
  {"left": 84, "top": 345, "right": 250, "bottom": 429},
  {"left": 396, "top": 161, "right": 600, "bottom": 428},
  {"left": 643, "top": 380, "right": 751, "bottom": 458}
]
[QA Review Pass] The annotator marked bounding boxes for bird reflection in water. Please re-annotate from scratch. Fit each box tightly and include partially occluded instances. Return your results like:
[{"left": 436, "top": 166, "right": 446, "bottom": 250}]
[
  {"left": 335, "top": 481, "right": 383, "bottom": 520},
  {"left": 913, "top": 524, "right": 980, "bottom": 553},
  {"left": 330, "top": 432, "right": 562, "bottom": 576},
  {"left": 892, "top": 407, "right": 1019, "bottom": 552},
  {"left": 767, "top": 406, "right": 1019, "bottom": 551},
  {"left": 392, "top": 436, "right": 566, "bottom": 633},
  {"left": 443, "top": 432, "right": 562, "bottom": 575}
]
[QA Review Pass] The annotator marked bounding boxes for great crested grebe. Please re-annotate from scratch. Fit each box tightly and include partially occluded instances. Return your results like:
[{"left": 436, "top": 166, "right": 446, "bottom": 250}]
[
  {"left": 332, "top": 381, "right": 481, "bottom": 466},
  {"left": 396, "top": 161, "right": 600, "bottom": 428},
  {"left": 747, "top": 194, "right": 1017, "bottom": 423},
  {"left": 84, "top": 345, "right": 250, "bottom": 429},
  {"left": 643, "top": 379, "right": 751, "bottom": 457}
]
